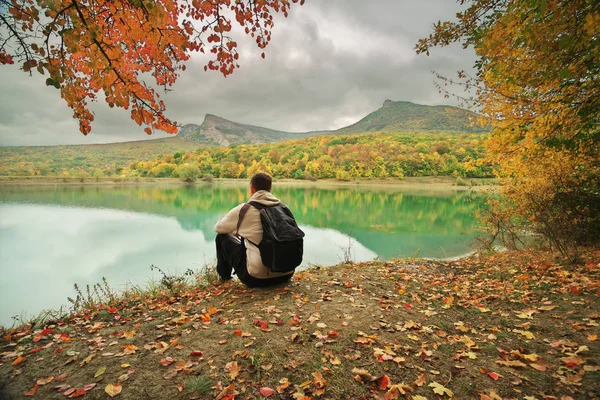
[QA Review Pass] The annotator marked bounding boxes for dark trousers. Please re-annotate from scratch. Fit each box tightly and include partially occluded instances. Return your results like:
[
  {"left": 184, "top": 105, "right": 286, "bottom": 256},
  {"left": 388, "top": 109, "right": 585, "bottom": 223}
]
[{"left": 215, "top": 234, "right": 293, "bottom": 288}]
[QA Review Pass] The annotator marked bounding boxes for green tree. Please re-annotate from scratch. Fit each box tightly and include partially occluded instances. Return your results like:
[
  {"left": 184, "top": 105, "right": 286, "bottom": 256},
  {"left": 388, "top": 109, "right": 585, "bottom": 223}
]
[{"left": 176, "top": 163, "right": 201, "bottom": 182}]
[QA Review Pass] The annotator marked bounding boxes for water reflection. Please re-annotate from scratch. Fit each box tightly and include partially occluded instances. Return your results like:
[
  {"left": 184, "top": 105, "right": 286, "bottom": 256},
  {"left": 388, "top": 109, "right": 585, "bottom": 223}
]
[
  {"left": 0, "top": 184, "right": 484, "bottom": 326},
  {"left": 0, "top": 204, "right": 376, "bottom": 326}
]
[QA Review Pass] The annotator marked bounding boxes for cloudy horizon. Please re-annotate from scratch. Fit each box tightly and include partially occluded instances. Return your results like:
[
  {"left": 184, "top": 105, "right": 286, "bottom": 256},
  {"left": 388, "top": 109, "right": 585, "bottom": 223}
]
[{"left": 0, "top": 0, "right": 475, "bottom": 146}]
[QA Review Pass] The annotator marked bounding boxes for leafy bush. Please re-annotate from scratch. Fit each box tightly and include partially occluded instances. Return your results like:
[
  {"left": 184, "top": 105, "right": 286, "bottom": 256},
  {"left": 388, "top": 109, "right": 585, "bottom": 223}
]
[{"left": 176, "top": 163, "right": 200, "bottom": 182}]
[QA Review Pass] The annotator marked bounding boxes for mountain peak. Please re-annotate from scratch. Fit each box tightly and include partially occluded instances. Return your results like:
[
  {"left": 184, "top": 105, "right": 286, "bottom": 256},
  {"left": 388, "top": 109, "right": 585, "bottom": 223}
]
[{"left": 335, "top": 101, "right": 487, "bottom": 134}]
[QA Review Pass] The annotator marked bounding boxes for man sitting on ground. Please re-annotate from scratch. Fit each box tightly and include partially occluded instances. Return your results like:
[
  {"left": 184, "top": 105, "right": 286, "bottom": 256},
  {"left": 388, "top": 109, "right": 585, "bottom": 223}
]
[{"left": 214, "top": 172, "right": 302, "bottom": 287}]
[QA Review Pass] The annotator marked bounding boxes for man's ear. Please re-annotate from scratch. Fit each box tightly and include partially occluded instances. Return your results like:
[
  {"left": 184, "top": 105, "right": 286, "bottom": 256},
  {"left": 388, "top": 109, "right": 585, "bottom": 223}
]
[{"left": 250, "top": 185, "right": 256, "bottom": 195}]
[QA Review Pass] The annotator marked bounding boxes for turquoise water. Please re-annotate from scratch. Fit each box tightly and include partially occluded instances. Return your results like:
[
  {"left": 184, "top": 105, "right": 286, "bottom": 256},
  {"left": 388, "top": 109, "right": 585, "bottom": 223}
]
[{"left": 0, "top": 183, "right": 485, "bottom": 326}]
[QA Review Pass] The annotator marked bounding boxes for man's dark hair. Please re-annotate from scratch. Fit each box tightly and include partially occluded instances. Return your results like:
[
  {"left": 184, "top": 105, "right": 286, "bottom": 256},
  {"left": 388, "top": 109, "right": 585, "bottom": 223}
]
[{"left": 250, "top": 172, "right": 272, "bottom": 191}]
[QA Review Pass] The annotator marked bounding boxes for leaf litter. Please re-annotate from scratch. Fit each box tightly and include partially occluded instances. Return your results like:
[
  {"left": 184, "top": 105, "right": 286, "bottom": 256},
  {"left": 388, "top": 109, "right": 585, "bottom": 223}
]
[{"left": 0, "top": 249, "right": 599, "bottom": 399}]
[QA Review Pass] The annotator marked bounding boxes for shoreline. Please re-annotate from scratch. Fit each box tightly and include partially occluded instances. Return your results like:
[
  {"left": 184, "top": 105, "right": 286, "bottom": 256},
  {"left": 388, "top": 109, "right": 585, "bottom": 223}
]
[{"left": 0, "top": 176, "right": 497, "bottom": 192}]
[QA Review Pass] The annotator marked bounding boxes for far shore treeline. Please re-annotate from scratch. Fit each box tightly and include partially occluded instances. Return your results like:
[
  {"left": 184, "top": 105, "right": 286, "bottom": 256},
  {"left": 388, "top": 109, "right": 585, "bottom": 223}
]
[
  {"left": 135, "top": 132, "right": 491, "bottom": 181},
  {"left": 0, "top": 131, "right": 491, "bottom": 181}
]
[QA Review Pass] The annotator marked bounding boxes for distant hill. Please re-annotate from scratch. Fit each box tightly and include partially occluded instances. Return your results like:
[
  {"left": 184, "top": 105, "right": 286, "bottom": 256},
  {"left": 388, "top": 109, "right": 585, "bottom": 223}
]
[
  {"left": 335, "top": 100, "right": 488, "bottom": 134},
  {"left": 177, "top": 101, "right": 488, "bottom": 145},
  {"left": 177, "top": 114, "right": 329, "bottom": 146}
]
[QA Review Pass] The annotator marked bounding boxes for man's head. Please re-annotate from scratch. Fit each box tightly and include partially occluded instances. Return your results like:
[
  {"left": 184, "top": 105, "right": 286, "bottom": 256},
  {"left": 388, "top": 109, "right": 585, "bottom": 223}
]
[{"left": 250, "top": 172, "right": 272, "bottom": 194}]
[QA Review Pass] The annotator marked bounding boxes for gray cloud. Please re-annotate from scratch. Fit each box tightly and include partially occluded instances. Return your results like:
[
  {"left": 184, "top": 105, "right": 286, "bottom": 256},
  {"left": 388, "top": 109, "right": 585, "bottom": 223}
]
[{"left": 0, "top": 0, "right": 475, "bottom": 146}]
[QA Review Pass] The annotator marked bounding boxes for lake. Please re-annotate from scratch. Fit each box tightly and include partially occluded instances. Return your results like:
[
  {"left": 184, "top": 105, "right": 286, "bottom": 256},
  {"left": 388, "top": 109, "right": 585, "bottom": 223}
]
[{"left": 0, "top": 183, "right": 485, "bottom": 326}]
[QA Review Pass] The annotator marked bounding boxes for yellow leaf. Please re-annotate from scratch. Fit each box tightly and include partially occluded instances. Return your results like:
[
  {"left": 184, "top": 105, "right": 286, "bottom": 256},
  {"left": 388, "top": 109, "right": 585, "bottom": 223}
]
[
  {"left": 588, "top": 334, "right": 598, "bottom": 341},
  {"left": 95, "top": 366, "right": 107, "bottom": 378},
  {"left": 429, "top": 381, "right": 453, "bottom": 397},
  {"left": 105, "top": 383, "right": 122, "bottom": 397},
  {"left": 516, "top": 312, "right": 533, "bottom": 319},
  {"left": 79, "top": 354, "right": 95, "bottom": 367},
  {"left": 123, "top": 331, "right": 135, "bottom": 339}
]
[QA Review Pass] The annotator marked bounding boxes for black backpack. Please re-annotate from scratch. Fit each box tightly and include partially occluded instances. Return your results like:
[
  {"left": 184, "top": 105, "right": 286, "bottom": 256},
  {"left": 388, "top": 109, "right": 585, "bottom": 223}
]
[{"left": 237, "top": 201, "right": 305, "bottom": 273}]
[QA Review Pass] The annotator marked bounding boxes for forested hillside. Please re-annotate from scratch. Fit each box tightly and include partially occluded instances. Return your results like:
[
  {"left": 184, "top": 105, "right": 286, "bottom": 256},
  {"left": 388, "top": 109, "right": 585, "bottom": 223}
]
[
  {"left": 335, "top": 100, "right": 488, "bottom": 134},
  {"left": 128, "top": 132, "right": 491, "bottom": 180},
  {"left": 0, "top": 138, "right": 199, "bottom": 177}
]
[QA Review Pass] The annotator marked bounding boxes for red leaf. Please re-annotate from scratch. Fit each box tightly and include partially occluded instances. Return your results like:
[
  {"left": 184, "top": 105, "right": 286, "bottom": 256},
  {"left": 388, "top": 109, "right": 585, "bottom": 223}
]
[
  {"left": 56, "top": 373, "right": 68, "bottom": 382},
  {"left": 404, "top": 303, "right": 413, "bottom": 310},
  {"left": 69, "top": 388, "right": 87, "bottom": 398},
  {"left": 487, "top": 372, "right": 500, "bottom": 381},
  {"left": 377, "top": 374, "right": 390, "bottom": 390},
  {"left": 83, "top": 383, "right": 97, "bottom": 391},
  {"left": 259, "top": 387, "right": 274, "bottom": 397},
  {"left": 108, "top": 307, "right": 117, "bottom": 313},
  {"left": 190, "top": 351, "right": 203, "bottom": 356}
]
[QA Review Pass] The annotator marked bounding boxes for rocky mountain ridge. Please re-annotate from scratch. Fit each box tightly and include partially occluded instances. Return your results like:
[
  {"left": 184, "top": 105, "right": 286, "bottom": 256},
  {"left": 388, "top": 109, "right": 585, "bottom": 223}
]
[{"left": 177, "top": 100, "right": 488, "bottom": 146}]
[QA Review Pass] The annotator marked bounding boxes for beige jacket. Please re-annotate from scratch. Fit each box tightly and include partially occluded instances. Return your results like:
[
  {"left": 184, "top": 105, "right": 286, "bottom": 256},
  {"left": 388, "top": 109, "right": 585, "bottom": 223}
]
[{"left": 214, "top": 190, "right": 293, "bottom": 279}]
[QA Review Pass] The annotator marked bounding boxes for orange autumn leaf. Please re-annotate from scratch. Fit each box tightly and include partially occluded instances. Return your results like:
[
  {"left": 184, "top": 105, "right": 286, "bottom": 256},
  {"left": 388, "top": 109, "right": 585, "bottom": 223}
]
[
  {"left": 0, "top": 0, "right": 301, "bottom": 136},
  {"left": 122, "top": 345, "right": 139, "bottom": 355},
  {"left": 69, "top": 388, "right": 87, "bottom": 398},
  {"left": 414, "top": 373, "right": 427, "bottom": 387},
  {"left": 312, "top": 371, "right": 327, "bottom": 389},
  {"left": 12, "top": 356, "right": 24, "bottom": 366},
  {"left": 160, "top": 357, "right": 175, "bottom": 366},
  {"left": 226, "top": 361, "right": 240, "bottom": 380},
  {"left": 105, "top": 383, "right": 122, "bottom": 397},
  {"left": 24, "top": 384, "right": 38, "bottom": 396},
  {"left": 36, "top": 376, "right": 54, "bottom": 385}
]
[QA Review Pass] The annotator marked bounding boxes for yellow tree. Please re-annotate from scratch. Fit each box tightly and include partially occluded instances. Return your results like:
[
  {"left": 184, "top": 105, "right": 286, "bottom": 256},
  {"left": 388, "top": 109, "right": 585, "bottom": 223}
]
[
  {"left": 417, "top": 0, "right": 600, "bottom": 256},
  {"left": 1, "top": 0, "right": 303, "bottom": 135}
]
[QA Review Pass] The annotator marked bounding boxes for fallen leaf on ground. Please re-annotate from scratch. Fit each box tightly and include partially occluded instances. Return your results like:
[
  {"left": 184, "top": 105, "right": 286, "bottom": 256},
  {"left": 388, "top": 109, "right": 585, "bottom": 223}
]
[
  {"left": 105, "top": 383, "right": 122, "bottom": 397},
  {"left": 429, "top": 381, "right": 453, "bottom": 397},
  {"left": 259, "top": 387, "right": 274, "bottom": 397},
  {"left": 24, "top": 384, "right": 38, "bottom": 396},
  {"left": 36, "top": 376, "right": 54, "bottom": 385},
  {"left": 226, "top": 361, "right": 240, "bottom": 380},
  {"left": 414, "top": 373, "right": 427, "bottom": 387}
]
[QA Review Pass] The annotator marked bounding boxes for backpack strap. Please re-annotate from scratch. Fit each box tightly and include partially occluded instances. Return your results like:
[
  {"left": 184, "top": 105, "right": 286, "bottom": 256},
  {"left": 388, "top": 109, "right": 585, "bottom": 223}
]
[
  {"left": 248, "top": 200, "right": 269, "bottom": 210},
  {"left": 236, "top": 203, "right": 252, "bottom": 235}
]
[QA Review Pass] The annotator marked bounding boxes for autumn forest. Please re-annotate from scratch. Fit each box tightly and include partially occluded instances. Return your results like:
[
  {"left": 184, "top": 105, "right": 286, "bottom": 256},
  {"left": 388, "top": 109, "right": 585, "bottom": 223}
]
[{"left": 0, "top": 0, "right": 599, "bottom": 399}]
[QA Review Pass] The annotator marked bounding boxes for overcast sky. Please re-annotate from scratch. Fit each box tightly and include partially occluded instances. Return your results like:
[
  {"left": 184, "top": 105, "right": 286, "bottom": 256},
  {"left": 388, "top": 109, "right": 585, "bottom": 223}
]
[{"left": 0, "top": 0, "right": 474, "bottom": 146}]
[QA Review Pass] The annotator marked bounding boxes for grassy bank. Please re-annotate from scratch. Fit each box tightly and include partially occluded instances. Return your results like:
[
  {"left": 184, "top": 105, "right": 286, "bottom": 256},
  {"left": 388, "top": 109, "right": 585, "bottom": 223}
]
[
  {"left": 0, "top": 176, "right": 496, "bottom": 192},
  {"left": 1, "top": 250, "right": 598, "bottom": 399}
]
